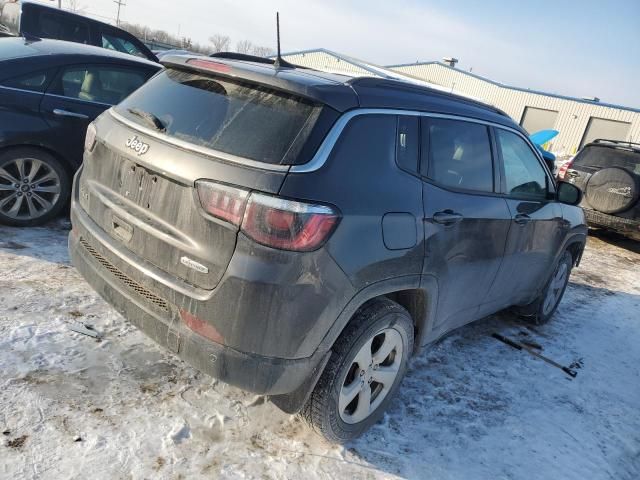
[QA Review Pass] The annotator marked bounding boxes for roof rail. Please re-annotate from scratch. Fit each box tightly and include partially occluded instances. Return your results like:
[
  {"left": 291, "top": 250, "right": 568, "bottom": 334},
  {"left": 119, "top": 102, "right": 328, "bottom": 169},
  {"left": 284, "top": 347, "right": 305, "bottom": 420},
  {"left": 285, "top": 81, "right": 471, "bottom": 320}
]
[{"left": 592, "top": 138, "right": 640, "bottom": 148}]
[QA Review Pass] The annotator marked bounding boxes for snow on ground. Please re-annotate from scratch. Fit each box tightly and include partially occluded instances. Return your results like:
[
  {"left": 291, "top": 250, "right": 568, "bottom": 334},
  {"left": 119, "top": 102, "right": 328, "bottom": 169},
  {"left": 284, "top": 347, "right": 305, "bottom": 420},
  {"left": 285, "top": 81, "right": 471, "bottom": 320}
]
[{"left": 1, "top": 220, "right": 639, "bottom": 480}]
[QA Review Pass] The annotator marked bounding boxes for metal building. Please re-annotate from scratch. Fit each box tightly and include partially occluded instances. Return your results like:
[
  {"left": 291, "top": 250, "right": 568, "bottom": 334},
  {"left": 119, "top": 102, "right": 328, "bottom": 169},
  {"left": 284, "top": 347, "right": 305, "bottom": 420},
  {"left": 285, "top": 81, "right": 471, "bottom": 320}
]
[{"left": 281, "top": 49, "right": 640, "bottom": 156}]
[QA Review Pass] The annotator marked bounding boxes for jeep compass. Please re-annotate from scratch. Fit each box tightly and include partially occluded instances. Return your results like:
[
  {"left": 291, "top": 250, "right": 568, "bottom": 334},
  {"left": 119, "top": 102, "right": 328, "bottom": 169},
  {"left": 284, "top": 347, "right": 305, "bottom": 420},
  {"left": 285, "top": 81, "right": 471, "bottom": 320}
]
[{"left": 69, "top": 54, "right": 587, "bottom": 442}]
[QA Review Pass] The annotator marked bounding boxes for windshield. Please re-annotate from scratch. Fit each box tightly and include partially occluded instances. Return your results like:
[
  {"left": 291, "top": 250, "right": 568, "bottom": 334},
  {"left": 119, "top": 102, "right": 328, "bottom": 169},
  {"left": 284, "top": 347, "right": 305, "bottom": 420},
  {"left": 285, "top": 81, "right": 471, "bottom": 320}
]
[
  {"left": 574, "top": 145, "right": 640, "bottom": 175},
  {"left": 115, "top": 68, "right": 321, "bottom": 165}
]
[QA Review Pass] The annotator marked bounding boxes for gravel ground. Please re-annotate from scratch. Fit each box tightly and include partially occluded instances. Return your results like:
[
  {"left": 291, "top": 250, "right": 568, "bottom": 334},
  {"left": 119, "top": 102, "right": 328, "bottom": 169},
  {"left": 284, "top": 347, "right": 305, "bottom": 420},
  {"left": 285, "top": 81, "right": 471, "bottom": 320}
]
[{"left": 1, "top": 221, "right": 639, "bottom": 480}]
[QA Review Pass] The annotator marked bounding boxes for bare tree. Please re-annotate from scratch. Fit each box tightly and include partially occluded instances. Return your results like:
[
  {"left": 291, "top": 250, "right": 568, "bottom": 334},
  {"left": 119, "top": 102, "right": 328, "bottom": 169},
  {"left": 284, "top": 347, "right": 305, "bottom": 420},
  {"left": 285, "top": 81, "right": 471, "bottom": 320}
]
[
  {"left": 66, "top": 0, "right": 85, "bottom": 13},
  {"left": 252, "top": 45, "right": 275, "bottom": 57},
  {"left": 235, "top": 40, "right": 253, "bottom": 54},
  {"left": 209, "top": 34, "right": 231, "bottom": 52}
]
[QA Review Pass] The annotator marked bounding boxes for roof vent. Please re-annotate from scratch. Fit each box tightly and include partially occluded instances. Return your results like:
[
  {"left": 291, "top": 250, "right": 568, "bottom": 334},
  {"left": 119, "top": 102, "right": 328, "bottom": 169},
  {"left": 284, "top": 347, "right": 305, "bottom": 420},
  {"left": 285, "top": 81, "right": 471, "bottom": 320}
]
[{"left": 443, "top": 57, "right": 458, "bottom": 68}]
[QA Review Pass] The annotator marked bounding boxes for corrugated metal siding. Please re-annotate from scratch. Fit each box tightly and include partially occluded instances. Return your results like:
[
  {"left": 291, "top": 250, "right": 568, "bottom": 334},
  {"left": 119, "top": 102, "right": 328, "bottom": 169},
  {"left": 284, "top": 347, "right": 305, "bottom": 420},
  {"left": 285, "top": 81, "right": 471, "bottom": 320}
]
[
  {"left": 282, "top": 51, "right": 376, "bottom": 77},
  {"left": 392, "top": 63, "right": 640, "bottom": 155}
]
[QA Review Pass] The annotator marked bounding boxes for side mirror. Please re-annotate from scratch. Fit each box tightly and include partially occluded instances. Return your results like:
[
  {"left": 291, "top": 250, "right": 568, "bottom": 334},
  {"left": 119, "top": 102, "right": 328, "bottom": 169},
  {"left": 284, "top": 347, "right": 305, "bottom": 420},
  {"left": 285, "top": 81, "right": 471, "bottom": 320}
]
[{"left": 557, "top": 181, "right": 582, "bottom": 206}]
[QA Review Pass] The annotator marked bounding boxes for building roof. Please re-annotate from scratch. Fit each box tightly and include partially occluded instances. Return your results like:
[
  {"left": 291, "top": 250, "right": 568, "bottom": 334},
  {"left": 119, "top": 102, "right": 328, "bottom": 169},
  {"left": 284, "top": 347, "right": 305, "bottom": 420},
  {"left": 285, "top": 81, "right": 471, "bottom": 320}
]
[{"left": 387, "top": 61, "right": 640, "bottom": 114}]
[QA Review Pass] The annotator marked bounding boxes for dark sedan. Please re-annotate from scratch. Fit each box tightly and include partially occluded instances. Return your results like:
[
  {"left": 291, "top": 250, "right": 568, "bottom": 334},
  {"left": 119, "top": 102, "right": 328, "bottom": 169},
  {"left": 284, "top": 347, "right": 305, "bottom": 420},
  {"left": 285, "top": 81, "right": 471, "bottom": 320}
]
[{"left": 0, "top": 37, "right": 160, "bottom": 226}]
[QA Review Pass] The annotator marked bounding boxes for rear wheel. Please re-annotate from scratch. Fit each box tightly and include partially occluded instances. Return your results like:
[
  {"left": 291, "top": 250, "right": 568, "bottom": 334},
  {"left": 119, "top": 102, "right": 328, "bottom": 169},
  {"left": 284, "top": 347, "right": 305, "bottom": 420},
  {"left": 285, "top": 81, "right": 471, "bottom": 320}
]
[
  {"left": 0, "top": 148, "right": 70, "bottom": 227},
  {"left": 516, "top": 251, "right": 573, "bottom": 325},
  {"left": 300, "top": 298, "right": 413, "bottom": 443}
]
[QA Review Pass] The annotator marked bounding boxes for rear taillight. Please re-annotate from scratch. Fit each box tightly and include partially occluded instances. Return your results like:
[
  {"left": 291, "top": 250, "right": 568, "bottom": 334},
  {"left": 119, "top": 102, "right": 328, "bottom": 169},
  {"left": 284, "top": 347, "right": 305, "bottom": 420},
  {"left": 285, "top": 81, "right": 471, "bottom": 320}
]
[
  {"left": 84, "top": 122, "right": 97, "bottom": 152},
  {"left": 242, "top": 193, "right": 339, "bottom": 252},
  {"left": 196, "top": 180, "right": 249, "bottom": 226},
  {"left": 558, "top": 159, "right": 573, "bottom": 180},
  {"left": 195, "top": 181, "right": 339, "bottom": 252}
]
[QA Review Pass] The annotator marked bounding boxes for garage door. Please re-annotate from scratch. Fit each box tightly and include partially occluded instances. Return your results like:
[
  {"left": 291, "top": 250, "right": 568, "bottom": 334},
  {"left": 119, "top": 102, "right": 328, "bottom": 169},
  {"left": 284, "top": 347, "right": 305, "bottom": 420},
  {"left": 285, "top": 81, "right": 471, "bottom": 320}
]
[
  {"left": 580, "top": 117, "right": 631, "bottom": 148},
  {"left": 520, "top": 107, "right": 558, "bottom": 134}
]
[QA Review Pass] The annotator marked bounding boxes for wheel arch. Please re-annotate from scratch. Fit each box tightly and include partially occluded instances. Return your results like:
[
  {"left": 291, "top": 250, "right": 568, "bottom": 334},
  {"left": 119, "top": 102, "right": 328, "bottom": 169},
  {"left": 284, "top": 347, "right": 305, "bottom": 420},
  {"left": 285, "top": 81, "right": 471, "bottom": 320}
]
[{"left": 0, "top": 143, "right": 76, "bottom": 177}]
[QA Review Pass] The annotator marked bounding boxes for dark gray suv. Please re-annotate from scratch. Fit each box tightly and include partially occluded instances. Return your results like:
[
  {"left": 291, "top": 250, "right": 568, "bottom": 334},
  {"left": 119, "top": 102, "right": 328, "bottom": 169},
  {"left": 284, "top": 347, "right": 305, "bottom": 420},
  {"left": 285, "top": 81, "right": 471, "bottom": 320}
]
[{"left": 69, "top": 54, "right": 587, "bottom": 442}]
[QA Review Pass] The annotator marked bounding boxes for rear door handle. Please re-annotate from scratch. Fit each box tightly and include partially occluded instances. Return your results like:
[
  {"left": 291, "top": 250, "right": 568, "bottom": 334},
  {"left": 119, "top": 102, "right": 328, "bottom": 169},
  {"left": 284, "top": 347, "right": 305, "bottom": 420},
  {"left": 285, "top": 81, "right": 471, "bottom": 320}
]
[
  {"left": 514, "top": 213, "right": 531, "bottom": 225},
  {"left": 432, "top": 210, "right": 463, "bottom": 225},
  {"left": 53, "top": 108, "right": 89, "bottom": 120}
]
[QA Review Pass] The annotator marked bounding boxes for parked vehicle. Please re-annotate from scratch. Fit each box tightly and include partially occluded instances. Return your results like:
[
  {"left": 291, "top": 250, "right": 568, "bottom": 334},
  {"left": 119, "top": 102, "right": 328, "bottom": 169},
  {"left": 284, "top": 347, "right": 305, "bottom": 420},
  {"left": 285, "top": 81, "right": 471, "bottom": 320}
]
[
  {"left": 0, "top": 37, "right": 160, "bottom": 226},
  {"left": 69, "top": 54, "right": 587, "bottom": 442},
  {"left": 559, "top": 139, "right": 640, "bottom": 240},
  {"left": 0, "top": 1, "right": 157, "bottom": 61}
]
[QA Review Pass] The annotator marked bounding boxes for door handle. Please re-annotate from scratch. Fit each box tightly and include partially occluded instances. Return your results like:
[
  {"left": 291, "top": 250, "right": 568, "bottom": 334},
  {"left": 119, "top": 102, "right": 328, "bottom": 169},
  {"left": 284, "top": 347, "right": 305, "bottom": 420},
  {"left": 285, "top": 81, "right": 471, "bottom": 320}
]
[
  {"left": 514, "top": 213, "right": 531, "bottom": 225},
  {"left": 432, "top": 210, "right": 463, "bottom": 225},
  {"left": 53, "top": 108, "right": 89, "bottom": 120}
]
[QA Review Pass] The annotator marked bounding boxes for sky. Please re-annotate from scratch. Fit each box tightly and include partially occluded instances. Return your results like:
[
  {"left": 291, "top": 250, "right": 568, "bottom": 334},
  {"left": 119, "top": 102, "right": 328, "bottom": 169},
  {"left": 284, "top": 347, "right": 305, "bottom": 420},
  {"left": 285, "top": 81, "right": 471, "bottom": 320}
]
[{"left": 36, "top": 0, "right": 640, "bottom": 108}]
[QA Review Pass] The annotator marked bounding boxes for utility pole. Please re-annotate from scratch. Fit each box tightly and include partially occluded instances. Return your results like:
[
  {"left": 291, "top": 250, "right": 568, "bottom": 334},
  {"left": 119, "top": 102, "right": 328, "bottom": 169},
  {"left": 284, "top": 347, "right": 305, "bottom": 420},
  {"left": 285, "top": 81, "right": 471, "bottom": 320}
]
[{"left": 114, "top": 0, "right": 126, "bottom": 26}]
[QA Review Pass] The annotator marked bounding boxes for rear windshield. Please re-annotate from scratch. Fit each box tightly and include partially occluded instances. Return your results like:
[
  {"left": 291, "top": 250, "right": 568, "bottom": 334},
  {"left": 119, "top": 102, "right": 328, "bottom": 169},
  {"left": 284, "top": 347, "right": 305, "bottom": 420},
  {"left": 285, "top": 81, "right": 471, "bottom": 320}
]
[
  {"left": 115, "top": 68, "right": 321, "bottom": 165},
  {"left": 574, "top": 145, "right": 640, "bottom": 175}
]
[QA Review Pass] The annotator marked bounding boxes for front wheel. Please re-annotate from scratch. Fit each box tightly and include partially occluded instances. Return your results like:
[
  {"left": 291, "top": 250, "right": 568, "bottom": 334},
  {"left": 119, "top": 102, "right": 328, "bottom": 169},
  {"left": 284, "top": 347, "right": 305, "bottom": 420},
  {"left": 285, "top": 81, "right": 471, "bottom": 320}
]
[
  {"left": 300, "top": 298, "right": 413, "bottom": 443},
  {"left": 516, "top": 251, "right": 573, "bottom": 325}
]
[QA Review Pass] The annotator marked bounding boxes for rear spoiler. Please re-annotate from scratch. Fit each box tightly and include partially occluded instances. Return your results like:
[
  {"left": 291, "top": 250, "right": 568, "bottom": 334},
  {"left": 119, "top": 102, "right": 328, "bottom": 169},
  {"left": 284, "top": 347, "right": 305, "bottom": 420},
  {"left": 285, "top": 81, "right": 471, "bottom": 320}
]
[{"left": 160, "top": 54, "right": 358, "bottom": 112}]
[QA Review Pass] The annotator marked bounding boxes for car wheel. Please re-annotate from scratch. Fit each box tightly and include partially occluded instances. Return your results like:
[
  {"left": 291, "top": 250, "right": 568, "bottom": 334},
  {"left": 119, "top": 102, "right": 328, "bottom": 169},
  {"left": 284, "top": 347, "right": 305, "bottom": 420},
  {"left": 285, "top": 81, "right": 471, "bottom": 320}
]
[
  {"left": 300, "top": 298, "right": 413, "bottom": 443},
  {"left": 517, "top": 251, "right": 573, "bottom": 325},
  {"left": 0, "top": 148, "right": 70, "bottom": 227}
]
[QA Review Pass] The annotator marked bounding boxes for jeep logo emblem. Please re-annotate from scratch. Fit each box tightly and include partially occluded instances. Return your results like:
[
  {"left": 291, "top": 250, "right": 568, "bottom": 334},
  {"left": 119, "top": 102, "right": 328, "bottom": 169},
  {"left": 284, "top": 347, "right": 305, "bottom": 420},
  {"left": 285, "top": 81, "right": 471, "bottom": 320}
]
[{"left": 126, "top": 135, "right": 149, "bottom": 156}]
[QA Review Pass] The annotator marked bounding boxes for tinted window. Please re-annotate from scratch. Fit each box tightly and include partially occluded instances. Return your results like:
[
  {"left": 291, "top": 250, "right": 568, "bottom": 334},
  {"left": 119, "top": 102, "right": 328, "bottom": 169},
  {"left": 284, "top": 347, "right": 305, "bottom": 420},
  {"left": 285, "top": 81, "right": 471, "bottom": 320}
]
[
  {"left": 573, "top": 145, "right": 640, "bottom": 174},
  {"left": 34, "top": 12, "right": 89, "bottom": 43},
  {"left": 2, "top": 71, "right": 50, "bottom": 92},
  {"left": 497, "top": 129, "right": 548, "bottom": 200},
  {"left": 102, "top": 32, "right": 147, "bottom": 59},
  {"left": 396, "top": 116, "right": 419, "bottom": 172},
  {"left": 115, "top": 69, "right": 322, "bottom": 165},
  {"left": 425, "top": 118, "right": 493, "bottom": 192},
  {"left": 55, "top": 66, "right": 148, "bottom": 105}
]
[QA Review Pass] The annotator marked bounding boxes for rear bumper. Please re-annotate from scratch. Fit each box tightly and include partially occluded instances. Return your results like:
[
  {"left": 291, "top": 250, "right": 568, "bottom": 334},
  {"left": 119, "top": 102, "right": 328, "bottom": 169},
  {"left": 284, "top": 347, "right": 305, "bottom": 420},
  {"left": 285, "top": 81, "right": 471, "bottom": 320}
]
[
  {"left": 69, "top": 225, "right": 330, "bottom": 395},
  {"left": 68, "top": 163, "right": 354, "bottom": 394},
  {"left": 584, "top": 208, "right": 640, "bottom": 240}
]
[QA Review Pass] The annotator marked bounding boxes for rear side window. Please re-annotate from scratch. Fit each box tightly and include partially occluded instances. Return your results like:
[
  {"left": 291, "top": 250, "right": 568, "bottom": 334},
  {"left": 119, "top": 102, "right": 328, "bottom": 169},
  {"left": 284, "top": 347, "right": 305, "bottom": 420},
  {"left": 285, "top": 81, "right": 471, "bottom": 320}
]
[
  {"left": 2, "top": 71, "right": 51, "bottom": 92},
  {"left": 496, "top": 129, "right": 549, "bottom": 200},
  {"left": 574, "top": 145, "right": 640, "bottom": 174},
  {"left": 396, "top": 116, "right": 419, "bottom": 172},
  {"left": 33, "top": 12, "right": 89, "bottom": 43},
  {"left": 53, "top": 66, "right": 148, "bottom": 105},
  {"left": 423, "top": 118, "right": 494, "bottom": 192},
  {"left": 116, "top": 69, "right": 322, "bottom": 165}
]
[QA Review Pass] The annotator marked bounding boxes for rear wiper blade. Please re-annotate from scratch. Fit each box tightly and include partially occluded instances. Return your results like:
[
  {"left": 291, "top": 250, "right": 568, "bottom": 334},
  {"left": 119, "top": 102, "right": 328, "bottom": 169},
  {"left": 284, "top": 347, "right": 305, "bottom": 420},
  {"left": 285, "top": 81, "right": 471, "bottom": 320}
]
[{"left": 127, "top": 108, "right": 166, "bottom": 132}]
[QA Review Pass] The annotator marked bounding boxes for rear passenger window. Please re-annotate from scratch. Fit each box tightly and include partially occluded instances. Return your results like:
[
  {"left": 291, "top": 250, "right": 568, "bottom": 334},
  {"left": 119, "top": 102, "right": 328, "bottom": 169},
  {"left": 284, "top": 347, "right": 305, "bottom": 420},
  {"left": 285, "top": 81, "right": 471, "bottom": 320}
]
[
  {"left": 496, "top": 129, "right": 549, "bottom": 200},
  {"left": 2, "top": 71, "right": 50, "bottom": 92},
  {"left": 54, "top": 66, "right": 148, "bottom": 105},
  {"left": 423, "top": 118, "right": 494, "bottom": 192},
  {"left": 396, "top": 116, "right": 419, "bottom": 172}
]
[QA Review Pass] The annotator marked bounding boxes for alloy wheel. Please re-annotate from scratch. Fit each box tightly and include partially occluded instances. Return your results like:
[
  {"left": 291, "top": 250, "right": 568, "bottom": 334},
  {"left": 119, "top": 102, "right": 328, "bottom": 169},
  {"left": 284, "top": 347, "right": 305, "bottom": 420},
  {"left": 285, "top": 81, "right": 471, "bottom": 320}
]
[
  {"left": 338, "top": 327, "right": 404, "bottom": 424},
  {"left": 542, "top": 262, "right": 568, "bottom": 315},
  {"left": 0, "top": 158, "right": 62, "bottom": 221}
]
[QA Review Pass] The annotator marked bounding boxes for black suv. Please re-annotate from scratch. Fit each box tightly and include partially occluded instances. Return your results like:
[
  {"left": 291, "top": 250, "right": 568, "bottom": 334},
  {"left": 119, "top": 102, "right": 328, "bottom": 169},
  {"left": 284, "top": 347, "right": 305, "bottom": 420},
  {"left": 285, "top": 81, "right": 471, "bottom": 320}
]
[
  {"left": 0, "top": 1, "right": 157, "bottom": 61},
  {"left": 559, "top": 139, "right": 640, "bottom": 241},
  {"left": 69, "top": 54, "right": 587, "bottom": 442}
]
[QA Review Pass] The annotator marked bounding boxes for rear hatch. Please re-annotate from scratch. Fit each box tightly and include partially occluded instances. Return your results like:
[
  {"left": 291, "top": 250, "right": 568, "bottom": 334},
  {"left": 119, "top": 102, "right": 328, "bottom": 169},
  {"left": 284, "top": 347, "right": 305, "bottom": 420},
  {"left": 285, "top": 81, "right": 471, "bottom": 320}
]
[{"left": 78, "top": 62, "right": 338, "bottom": 290}]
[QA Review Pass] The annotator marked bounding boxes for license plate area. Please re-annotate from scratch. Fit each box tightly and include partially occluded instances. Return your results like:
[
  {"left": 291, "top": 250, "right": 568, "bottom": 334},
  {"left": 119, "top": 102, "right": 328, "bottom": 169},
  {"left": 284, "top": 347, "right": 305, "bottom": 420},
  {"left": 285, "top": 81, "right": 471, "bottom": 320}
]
[
  {"left": 118, "top": 158, "right": 160, "bottom": 209},
  {"left": 112, "top": 214, "right": 133, "bottom": 243}
]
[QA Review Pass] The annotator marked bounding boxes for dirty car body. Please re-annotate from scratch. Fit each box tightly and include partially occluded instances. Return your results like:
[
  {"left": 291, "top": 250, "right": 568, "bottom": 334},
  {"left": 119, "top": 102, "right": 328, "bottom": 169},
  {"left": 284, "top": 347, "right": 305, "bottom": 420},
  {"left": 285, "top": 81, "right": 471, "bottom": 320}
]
[{"left": 69, "top": 54, "right": 587, "bottom": 440}]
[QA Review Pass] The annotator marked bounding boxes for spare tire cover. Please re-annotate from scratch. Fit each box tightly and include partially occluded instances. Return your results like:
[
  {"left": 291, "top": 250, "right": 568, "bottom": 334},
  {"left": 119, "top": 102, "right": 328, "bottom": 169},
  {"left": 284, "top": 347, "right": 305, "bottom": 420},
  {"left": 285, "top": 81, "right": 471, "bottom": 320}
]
[{"left": 585, "top": 167, "right": 639, "bottom": 214}]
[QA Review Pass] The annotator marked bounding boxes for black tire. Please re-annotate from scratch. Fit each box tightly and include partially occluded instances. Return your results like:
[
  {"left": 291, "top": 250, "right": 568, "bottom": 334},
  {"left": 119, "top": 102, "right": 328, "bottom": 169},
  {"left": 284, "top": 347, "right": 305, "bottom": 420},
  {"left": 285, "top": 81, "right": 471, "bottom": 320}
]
[
  {"left": 515, "top": 251, "right": 573, "bottom": 325},
  {"left": 0, "top": 147, "right": 70, "bottom": 227},
  {"left": 300, "top": 298, "right": 413, "bottom": 443}
]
